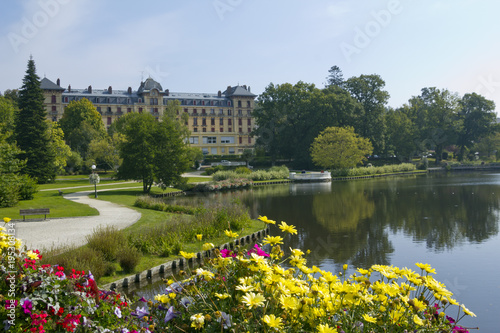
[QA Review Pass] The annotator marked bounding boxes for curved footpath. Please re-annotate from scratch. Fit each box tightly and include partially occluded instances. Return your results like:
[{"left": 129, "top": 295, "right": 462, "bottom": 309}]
[{"left": 15, "top": 190, "right": 141, "bottom": 251}]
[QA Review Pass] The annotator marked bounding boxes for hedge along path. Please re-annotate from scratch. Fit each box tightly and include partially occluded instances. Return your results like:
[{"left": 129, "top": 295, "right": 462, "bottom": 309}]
[{"left": 15, "top": 189, "right": 141, "bottom": 251}]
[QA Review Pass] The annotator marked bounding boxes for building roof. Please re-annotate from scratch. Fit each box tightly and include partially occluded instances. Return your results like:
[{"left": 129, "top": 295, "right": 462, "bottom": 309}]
[
  {"left": 224, "top": 85, "right": 256, "bottom": 97},
  {"left": 137, "top": 77, "right": 163, "bottom": 94},
  {"left": 40, "top": 77, "right": 65, "bottom": 91}
]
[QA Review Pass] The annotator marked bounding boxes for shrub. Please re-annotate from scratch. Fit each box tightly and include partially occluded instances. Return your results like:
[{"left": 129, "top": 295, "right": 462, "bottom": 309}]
[
  {"left": 0, "top": 174, "right": 18, "bottom": 208},
  {"left": 331, "top": 163, "right": 416, "bottom": 177},
  {"left": 85, "top": 225, "right": 125, "bottom": 261},
  {"left": 134, "top": 196, "right": 197, "bottom": 214},
  {"left": 212, "top": 166, "right": 289, "bottom": 182},
  {"left": 18, "top": 174, "right": 38, "bottom": 200},
  {"left": 417, "top": 157, "right": 429, "bottom": 170},
  {"left": 235, "top": 166, "right": 252, "bottom": 174},
  {"left": 41, "top": 245, "right": 110, "bottom": 281},
  {"left": 117, "top": 246, "right": 141, "bottom": 273}
]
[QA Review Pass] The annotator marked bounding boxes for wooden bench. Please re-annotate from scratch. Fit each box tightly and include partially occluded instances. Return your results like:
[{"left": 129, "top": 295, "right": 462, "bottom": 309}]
[{"left": 19, "top": 208, "right": 50, "bottom": 220}]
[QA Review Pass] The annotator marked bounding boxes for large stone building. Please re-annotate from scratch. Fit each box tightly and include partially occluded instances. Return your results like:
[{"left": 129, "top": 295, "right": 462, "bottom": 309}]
[{"left": 40, "top": 77, "right": 256, "bottom": 155}]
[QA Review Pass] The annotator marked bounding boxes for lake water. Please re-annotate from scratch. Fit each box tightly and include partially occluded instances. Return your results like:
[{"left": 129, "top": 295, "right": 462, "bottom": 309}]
[{"left": 145, "top": 172, "right": 500, "bottom": 331}]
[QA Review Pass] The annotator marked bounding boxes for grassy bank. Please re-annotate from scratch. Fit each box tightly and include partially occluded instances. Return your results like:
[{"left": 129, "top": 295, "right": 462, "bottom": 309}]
[
  {"left": 0, "top": 176, "right": 209, "bottom": 219},
  {"left": 40, "top": 193, "right": 265, "bottom": 285}
]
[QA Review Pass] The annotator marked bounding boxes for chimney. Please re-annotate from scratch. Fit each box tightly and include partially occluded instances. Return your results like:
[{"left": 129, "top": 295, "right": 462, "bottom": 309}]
[
  {"left": 56, "top": 78, "right": 60, "bottom": 86},
  {"left": 127, "top": 87, "right": 132, "bottom": 94},
  {"left": 166, "top": 89, "right": 169, "bottom": 96},
  {"left": 227, "top": 86, "right": 232, "bottom": 95},
  {"left": 243, "top": 85, "right": 247, "bottom": 90},
  {"left": 248, "top": 86, "right": 251, "bottom": 92},
  {"left": 88, "top": 85, "right": 92, "bottom": 93},
  {"left": 68, "top": 85, "right": 71, "bottom": 92},
  {"left": 218, "top": 90, "right": 221, "bottom": 97},
  {"left": 108, "top": 86, "right": 112, "bottom": 94}
]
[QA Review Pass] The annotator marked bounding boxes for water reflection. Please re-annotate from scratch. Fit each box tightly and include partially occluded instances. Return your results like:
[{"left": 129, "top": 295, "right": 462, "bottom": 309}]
[
  {"left": 168, "top": 173, "right": 500, "bottom": 267},
  {"left": 155, "top": 173, "right": 500, "bottom": 330}
]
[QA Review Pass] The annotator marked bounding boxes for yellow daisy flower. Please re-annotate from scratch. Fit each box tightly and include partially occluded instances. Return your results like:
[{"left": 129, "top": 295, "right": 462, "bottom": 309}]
[
  {"left": 278, "top": 221, "right": 297, "bottom": 234},
  {"left": 179, "top": 251, "right": 196, "bottom": 259},
  {"left": 241, "top": 292, "right": 265, "bottom": 309},
  {"left": 262, "top": 314, "right": 283, "bottom": 329},
  {"left": 262, "top": 235, "right": 284, "bottom": 246}
]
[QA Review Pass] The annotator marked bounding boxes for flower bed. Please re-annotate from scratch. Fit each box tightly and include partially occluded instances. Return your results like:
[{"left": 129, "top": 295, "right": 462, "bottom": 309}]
[
  {"left": 193, "top": 178, "right": 253, "bottom": 192},
  {"left": 1, "top": 216, "right": 476, "bottom": 332}
]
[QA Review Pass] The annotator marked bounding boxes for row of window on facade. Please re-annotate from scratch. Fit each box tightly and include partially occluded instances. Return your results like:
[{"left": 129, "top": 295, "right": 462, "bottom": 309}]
[
  {"left": 179, "top": 109, "right": 251, "bottom": 116},
  {"left": 187, "top": 100, "right": 250, "bottom": 108},
  {"left": 188, "top": 136, "right": 252, "bottom": 145},
  {"left": 191, "top": 118, "right": 251, "bottom": 126},
  {"left": 191, "top": 127, "right": 252, "bottom": 133},
  {"left": 202, "top": 147, "right": 235, "bottom": 155},
  {"left": 53, "top": 95, "right": 247, "bottom": 107}
]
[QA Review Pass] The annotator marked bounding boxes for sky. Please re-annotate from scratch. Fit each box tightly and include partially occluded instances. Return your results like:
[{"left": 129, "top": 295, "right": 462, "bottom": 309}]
[{"left": 1, "top": 0, "right": 500, "bottom": 113}]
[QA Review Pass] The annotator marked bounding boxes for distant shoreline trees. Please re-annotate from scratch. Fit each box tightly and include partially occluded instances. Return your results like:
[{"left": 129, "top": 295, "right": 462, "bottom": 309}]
[{"left": 252, "top": 66, "right": 498, "bottom": 169}]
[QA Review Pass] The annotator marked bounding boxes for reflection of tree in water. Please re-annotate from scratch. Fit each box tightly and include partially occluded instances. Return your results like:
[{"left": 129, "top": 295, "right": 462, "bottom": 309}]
[
  {"left": 312, "top": 188, "right": 374, "bottom": 232},
  {"left": 167, "top": 173, "right": 500, "bottom": 266},
  {"left": 378, "top": 176, "right": 500, "bottom": 250},
  {"left": 305, "top": 186, "right": 393, "bottom": 268}
]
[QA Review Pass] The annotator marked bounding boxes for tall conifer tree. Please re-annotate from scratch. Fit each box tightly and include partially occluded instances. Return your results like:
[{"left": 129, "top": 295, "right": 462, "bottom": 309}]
[{"left": 15, "top": 57, "right": 55, "bottom": 183}]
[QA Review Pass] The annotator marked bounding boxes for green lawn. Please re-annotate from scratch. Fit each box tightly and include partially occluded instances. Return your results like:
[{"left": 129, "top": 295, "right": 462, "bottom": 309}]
[
  {"left": 0, "top": 177, "right": 209, "bottom": 220},
  {"left": 0, "top": 190, "right": 99, "bottom": 219},
  {"left": 2, "top": 175, "right": 264, "bottom": 286}
]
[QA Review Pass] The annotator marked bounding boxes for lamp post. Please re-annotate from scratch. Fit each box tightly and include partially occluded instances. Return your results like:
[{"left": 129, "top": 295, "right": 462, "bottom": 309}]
[{"left": 90, "top": 164, "right": 99, "bottom": 198}]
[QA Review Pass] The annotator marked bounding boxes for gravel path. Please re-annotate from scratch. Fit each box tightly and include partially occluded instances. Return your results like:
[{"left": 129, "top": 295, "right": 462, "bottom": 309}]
[{"left": 15, "top": 190, "right": 141, "bottom": 251}]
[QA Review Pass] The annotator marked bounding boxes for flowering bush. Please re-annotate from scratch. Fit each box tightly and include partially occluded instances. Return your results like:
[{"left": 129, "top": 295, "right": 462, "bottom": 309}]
[
  {"left": 1, "top": 216, "right": 477, "bottom": 332},
  {"left": 0, "top": 218, "right": 143, "bottom": 332},
  {"left": 144, "top": 217, "right": 476, "bottom": 332},
  {"left": 193, "top": 178, "right": 253, "bottom": 192}
]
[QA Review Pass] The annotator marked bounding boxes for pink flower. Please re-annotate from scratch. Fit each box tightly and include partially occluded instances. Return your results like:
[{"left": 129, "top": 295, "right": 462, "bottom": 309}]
[
  {"left": 247, "top": 244, "right": 269, "bottom": 257},
  {"left": 220, "top": 249, "right": 236, "bottom": 258},
  {"left": 21, "top": 298, "right": 32, "bottom": 314}
]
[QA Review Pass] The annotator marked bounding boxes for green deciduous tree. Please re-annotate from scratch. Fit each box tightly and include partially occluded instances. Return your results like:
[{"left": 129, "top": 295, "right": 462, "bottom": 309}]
[
  {"left": 310, "top": 126, "right": 373, "bottom": 170},
  {"left": 116, "top": 112, "right": 192, "bottom": 193},
  {"left": 344, "top": 74, "right": 389, "bottom": 154},
  {"left": 0, "top": 96, "right": 16, "bottom": 133},
  {"left": 385, "top": 106, "right": 418, "bottom": 161},
  {"left": 407, "top": 87, "right": 461, "bottom": 164},
  {"left": 252, "top": 82, "right": 361, "bottom": 168},
  {"left": 2, "top": 89, "right": 19, "bottom": 106},
  {"left": 48, "top": 122, "right": 72, "bottom": 174},
  {"left": 0, "top": 131, "right": 38, "bottom": 207},
  {"left": 457, "top": 93, "right": 496, "bottom": 160},
  {"left": 15, "top": 58, "right": 56, "bottom": 183},
  {"left": 58, "top": 98, "right": 107, "bottom": 158},
  {"left": 86, "top": 134, "right": 122, "bottom": 172},
  {"left": 473, "top": 131, "right": 500, "bottom": 160}
]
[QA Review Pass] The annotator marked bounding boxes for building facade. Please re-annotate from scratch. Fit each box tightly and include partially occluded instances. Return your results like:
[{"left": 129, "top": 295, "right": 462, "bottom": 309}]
[{"left": 41, "top": 77, "right": 256, "bottom": 155}]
